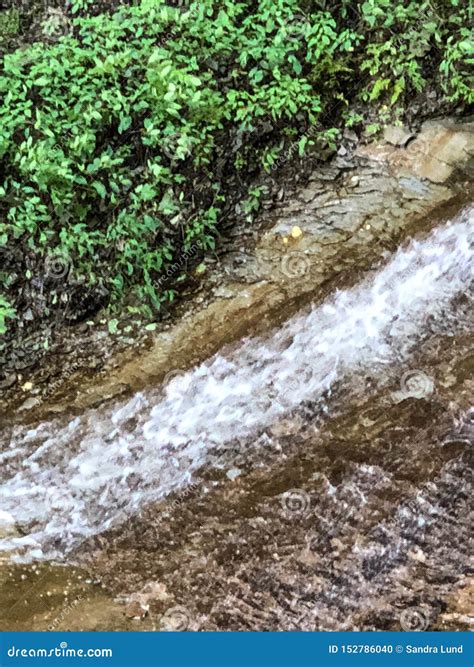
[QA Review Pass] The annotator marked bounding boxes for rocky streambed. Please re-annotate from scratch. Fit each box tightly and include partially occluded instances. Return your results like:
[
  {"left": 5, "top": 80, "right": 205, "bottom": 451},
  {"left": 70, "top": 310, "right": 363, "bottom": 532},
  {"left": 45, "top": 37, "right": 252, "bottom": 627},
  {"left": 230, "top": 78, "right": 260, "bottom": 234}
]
[{"left": 0, "top": 117, "right": 473, "bottom": 632}]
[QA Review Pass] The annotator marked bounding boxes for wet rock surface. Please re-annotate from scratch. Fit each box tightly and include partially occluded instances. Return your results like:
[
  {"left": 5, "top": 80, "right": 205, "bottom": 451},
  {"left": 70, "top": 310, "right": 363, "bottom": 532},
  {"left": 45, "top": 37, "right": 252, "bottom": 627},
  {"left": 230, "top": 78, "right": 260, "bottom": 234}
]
[
  {"left": 0, "top": 119, "right": 472, "bottom": 633},
  {"left": 0, "top": 563, "right": 133, "bottom": 632},
  {"left": 2, "top": 287, "right": 471, "bottom": 631},
  {"left": 77, "top": 332, "right": 472, "bottom": 632}
]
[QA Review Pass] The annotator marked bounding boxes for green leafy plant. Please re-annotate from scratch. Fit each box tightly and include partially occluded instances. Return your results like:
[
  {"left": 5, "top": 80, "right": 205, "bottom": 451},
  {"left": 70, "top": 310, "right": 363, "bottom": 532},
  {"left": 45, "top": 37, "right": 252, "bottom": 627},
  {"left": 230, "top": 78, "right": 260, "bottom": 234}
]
[
  {"left": 0, "top": 296, "right": 16, "bottom": 335},
  {"left": 241, "top": 186, "right": 266, "bottom": 216}
]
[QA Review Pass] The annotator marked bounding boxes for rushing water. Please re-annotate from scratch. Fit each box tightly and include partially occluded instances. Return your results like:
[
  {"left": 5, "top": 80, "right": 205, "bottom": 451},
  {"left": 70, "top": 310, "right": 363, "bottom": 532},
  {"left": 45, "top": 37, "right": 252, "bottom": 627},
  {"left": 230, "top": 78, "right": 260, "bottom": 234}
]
[{"left": 0, "top": 208, "right": 472, "bottom": 561}]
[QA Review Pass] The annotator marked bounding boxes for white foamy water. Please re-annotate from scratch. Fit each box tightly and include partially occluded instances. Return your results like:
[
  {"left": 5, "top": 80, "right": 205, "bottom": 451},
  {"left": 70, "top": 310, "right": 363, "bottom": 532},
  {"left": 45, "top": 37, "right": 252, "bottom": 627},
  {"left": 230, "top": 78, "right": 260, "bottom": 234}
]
[{"left": 0, "top": 208, "right": 472, "bottom": 559}]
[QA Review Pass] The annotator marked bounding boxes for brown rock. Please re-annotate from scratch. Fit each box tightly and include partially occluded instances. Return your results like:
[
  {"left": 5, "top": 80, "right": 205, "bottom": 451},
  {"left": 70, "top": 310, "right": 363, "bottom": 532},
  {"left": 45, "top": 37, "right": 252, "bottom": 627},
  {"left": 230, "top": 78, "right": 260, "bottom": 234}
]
[
  {"left": 18, "top": 397, "right": 41, "bottom": 411},
  {"left": 140, "top": 581, "right": 170, "bottom": 602},
  {"left": 446, "top": 579, "right": 474, "bottom": 616},
  {"left": 406, "top": 120, "right": 474, "bottom": 183},
  {"left": 125, "top": 599, "right": 149, "bottom": 620},
  {"left": 408, "top": 548, "right": 427, "bottom": 563},
  {"left": 297, "top": 549, "right": 320, "bottom": 568}
]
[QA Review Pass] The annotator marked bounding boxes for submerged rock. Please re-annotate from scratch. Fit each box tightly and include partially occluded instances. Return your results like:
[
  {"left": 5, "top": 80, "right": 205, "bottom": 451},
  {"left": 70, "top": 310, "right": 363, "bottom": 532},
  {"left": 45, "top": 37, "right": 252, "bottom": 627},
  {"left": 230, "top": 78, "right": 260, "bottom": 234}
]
[
  {"left": 18, "top": 397, "right": 41, "bottom": 411},
  {"left": 0, "top": 511, "right": 18, "bottom": 540}
]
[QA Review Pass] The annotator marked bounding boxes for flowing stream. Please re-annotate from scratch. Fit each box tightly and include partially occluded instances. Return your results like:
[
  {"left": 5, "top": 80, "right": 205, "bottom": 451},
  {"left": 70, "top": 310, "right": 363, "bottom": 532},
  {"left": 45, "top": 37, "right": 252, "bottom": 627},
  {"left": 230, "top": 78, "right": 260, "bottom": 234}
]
[{"left": 0, "top": 207, "right": 472, "bottom": 563}]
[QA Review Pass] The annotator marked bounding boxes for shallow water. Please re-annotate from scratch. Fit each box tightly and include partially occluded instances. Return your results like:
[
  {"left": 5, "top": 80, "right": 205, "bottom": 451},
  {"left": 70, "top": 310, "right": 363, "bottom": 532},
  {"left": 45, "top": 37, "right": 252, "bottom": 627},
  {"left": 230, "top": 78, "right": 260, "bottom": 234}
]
[
  {"left": 83, "top": 325, "right": 472, "bottom": 631},
  {"left": 0, "top": 207, "right": 472, "bottom": 565}
]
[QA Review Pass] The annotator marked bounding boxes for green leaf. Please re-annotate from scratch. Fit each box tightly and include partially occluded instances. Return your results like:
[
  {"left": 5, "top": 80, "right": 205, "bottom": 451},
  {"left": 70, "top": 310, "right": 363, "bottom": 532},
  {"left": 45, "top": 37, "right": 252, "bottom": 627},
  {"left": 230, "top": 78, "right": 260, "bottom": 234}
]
[
  {"left": 92, "top": 181, "right": 107, "bottom": 198},
  {"left": 33, "top": 77, "right": 50, "bottom": 86},
  {"left": 108, "top": 319, "right": 119, "bottom": 334},
  {"left": 118, "top": 116, "right": 132, "bottom": 133}
]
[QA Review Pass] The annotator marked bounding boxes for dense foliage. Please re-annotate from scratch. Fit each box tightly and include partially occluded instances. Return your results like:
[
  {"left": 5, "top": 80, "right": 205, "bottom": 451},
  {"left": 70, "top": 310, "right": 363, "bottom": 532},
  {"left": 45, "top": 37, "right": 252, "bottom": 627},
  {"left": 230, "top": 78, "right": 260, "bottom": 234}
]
[{"left": 0, "top": 0, "right": 472, "bottom": 334}]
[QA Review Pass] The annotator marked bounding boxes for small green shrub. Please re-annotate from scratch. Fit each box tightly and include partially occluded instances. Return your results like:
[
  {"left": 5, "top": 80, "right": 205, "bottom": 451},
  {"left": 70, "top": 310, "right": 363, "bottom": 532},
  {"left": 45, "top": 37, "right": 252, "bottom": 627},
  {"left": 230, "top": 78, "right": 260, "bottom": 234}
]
[{"left": 0, "top": 296, "right": 15, "bottom": 336}]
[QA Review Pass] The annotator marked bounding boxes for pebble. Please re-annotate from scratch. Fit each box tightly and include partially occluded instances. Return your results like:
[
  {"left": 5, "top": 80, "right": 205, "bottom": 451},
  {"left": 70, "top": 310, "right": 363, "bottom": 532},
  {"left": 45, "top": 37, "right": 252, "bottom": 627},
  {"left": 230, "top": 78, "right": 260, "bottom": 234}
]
[
  {"left": 18, "top": 397, "right": 41, "bottom": 411},
  {"left": 140, "top": 581, "right": 170, "bottom": 602},
  {"left": 125, "top": 599, "right": 149, "bottom": 620},
  {"left": 297, "top": 549, "right": 320, "bottom": 567},
  {"left": 226, "top": 468, "right": 242, "bottom": 481},
  {"left": 0, "top": 373, "right": 17, "bottom": 390},
  {"left": 408, "top": 548, "right": 427, "bottom": 563},
  {"left": 383, "top": 125, "right": 415, "bottom": 147}
]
